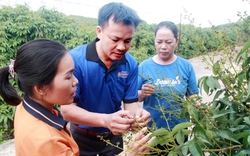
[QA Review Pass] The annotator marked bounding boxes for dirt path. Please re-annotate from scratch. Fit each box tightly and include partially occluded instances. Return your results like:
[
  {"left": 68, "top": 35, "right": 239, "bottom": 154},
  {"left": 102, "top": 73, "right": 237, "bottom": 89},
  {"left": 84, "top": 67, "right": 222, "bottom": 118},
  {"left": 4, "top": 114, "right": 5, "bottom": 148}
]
[
  {"left": 189, "top": 55, "right": 215, "bottom": 103},
  {"left": 0, "top": 139, "right": 14, "bottom": 156}
]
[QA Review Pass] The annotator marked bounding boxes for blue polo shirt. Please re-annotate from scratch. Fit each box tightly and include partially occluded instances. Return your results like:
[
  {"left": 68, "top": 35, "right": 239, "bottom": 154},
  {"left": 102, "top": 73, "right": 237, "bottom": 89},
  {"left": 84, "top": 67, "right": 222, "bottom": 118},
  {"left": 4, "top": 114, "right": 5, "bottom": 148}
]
[{"left": 69, "top": 38, "right": 138, "bottom": 133}]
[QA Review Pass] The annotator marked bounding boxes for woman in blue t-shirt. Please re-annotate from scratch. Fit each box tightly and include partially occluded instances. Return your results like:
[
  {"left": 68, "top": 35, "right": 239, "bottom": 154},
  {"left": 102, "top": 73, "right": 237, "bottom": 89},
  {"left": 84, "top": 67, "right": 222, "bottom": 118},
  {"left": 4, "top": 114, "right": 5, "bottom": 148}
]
[{"left": 138, "top": 21, "right": 199, "bottom": 130}]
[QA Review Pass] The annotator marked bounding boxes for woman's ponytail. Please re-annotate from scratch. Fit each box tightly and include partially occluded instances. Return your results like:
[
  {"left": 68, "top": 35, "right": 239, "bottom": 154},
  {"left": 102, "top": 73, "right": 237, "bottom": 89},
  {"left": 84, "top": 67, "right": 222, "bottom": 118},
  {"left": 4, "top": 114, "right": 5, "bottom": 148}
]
[{"left": 0, "top": 66, "right": 22, "bottom": 106}]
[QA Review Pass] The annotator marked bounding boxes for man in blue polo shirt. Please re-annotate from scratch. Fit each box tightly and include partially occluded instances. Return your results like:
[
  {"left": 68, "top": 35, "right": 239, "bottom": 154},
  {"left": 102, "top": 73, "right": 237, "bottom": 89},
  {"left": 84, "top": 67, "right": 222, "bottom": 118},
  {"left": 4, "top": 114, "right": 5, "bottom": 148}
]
[{"left": 61, "top": 2, "right": 151, "bottom": 156}]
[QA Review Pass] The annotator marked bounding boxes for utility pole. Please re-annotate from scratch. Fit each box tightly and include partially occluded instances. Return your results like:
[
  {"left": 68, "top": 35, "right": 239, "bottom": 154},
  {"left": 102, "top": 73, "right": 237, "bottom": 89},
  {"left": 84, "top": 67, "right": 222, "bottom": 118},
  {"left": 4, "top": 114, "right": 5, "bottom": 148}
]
[{"left": 177, "top": 14, "right": 182, "bottom": 55}]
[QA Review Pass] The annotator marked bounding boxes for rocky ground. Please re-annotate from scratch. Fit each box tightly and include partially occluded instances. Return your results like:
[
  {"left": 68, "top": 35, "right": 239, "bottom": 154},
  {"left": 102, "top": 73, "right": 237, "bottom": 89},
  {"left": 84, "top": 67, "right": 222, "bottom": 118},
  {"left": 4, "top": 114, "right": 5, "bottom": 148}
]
[{"left": 0, "top": 139, "right": 15, "bottom": 156}]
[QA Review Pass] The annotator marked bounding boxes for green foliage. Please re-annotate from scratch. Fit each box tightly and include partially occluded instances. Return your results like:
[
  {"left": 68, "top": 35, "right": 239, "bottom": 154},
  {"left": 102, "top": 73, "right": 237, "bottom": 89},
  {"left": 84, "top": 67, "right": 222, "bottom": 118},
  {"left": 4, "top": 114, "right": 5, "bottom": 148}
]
[
  {"left": 0, "top": 98, "right": 16, "bottom": 144},
  {"left": 0, "top": 99, "right": 16, "bottom": 129},
  {"left": 0, "top": 4, "right": 249, "bottom": 66},
  {"left": 130, "top": 23, "right": 155, "bottom": 63},
  {"left": 179, "top": 25, "right": 205, "bottom": 58},
  {"left": 0, "top": 4, "right": 97, "bottom": 65},
  {"left": 194, "top": 41, "right": 249, "bottom": 155}
]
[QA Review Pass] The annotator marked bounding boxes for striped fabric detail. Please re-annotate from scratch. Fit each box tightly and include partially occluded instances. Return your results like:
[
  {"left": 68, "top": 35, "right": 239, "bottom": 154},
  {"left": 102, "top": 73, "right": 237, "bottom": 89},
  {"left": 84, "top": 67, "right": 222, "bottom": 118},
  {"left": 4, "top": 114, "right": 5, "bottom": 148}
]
[{"left": 22, "top": 95, "right": 70, "bottom": 135}]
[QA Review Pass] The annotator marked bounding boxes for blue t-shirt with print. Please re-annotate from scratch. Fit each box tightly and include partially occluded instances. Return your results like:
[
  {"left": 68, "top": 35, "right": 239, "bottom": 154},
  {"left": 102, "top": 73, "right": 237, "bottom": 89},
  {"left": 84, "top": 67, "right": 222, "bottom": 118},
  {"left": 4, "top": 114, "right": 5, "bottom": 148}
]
[{"left": 138, "top": 56, "right": 199, "bottom": 129}]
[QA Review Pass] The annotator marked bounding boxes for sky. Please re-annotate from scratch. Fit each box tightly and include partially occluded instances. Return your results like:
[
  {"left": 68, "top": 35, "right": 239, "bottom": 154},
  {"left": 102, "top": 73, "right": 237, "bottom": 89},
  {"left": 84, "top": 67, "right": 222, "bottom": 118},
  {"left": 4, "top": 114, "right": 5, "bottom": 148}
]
[{"left": 0, "top": 0, "right": 249, "bottom": 27}]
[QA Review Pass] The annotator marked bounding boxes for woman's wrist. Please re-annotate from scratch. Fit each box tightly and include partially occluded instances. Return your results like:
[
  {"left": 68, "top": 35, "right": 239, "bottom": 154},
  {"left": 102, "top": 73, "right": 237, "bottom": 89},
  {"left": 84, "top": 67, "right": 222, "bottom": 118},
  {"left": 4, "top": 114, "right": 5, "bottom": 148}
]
[{"left": 138, "top": 90, "right": 146, "bottom": 102}]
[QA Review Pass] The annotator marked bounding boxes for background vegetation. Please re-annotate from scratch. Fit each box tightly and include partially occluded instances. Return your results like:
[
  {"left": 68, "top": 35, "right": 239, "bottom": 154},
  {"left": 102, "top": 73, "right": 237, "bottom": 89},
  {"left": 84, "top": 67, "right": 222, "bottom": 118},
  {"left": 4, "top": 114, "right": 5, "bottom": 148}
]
[{"left": 0, "top": 3, "right": 249, "bottom": 155}]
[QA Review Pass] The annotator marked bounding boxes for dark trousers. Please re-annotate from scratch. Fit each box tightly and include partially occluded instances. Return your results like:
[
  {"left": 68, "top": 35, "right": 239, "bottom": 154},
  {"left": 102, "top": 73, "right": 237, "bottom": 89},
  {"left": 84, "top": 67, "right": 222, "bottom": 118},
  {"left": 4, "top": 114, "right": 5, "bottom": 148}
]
[{"left": 70, "top": 124, "right": 123, "bottom": 156}]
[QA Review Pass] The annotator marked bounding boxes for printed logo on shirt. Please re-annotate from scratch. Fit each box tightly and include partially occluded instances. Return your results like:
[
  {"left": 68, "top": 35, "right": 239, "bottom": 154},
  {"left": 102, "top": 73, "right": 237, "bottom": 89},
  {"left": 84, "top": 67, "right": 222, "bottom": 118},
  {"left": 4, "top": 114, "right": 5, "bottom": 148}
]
[
  {"left": 118, "top": 71, "right": 129, "bottom": 78},
  {"left": 155, "top": 76, "right": 181, "bottom": 87}
]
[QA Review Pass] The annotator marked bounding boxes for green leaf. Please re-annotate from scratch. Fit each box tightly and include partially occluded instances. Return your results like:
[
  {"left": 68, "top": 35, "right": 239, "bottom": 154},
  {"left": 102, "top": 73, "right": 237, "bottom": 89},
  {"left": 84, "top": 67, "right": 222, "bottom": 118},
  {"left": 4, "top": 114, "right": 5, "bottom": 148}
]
[
  {"left": 242, "top": 134, "right": 250, "bottom": 149},
  {"left": 248, "top": 135, "right": 250, "bottom": 146},
  {"left": 206, "top": 76, "right": 221, "bottom": 90},
  {"left": 181, "top": 145, "right": 189, "bottom": 156},
  {"left": 219, "top": 98, "right": 232, "bottom": 106},
  {"left": 234, "top": 117, "right": 244, "bottom": 125},
  {"left": 188, "top": 140, "right": 203, "bottom": 156},
  {"left": 213, "top": 89, "right": 224, "bottom": 101},
  {"left": 150, "top": 128, "right": 169, "bottom": 137},
  {"left": 218, "top": 130, "right": 240, "bottom": 144},
  {"left": 171, "top": 122, "right": 193, "bottom": 135},
  {"left": 248, "top": 81, "right": 250, "bottom": 96},
  {"left": 236, "top": 72, "right": 245, "bottom": 88},
  {"left": 236, "top": 40, "right": 250, "bottom": 63},
  {"left": 188, "top": 104, "right": 199, "bottom": 121},
  {"left": 203, "top": 77, "right": 210, "bottom": 95},
  {"left": 212, "top": 61, "right": 220, "bottom": 75},
  {"left": 247, "top": 66, "right": 250, "bottom": 81},
  {"left": 212, "top": 110, "right": 235, "bottom": 119},
  {"left": 234, "top": 150, "right": 250, "bottom": 156},
  {"left": 193, "top": 125, "right": 212, "bottom": 146},
  {"left": 244, "top": 116, "right": 250, "bottom": 125},
  {"left": 175, "top": 130, "right": 184, "bottom": 145},
  {"left": 168, "top": 151, "right": 178, "bottom": 156},
  {"left": 148, "top": 135, "right": 172, "bottom": 146},
  {"left": 198, "top": 76, "right": 207, "bottom": 95},
  {"left": 236, "top": 131, "right": 250, "bottom": 140},
  {"left": 230, "top": 125, "right": 246, "bottom": 132}
]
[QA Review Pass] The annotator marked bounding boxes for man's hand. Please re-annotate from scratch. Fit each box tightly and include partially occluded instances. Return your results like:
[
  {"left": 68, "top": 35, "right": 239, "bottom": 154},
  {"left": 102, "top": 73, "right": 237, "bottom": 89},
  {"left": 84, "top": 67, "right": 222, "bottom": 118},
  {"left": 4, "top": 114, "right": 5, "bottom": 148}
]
[
  {"left": 131, "top": 109, "right": 151, "bottom": 130},
  {"left": 105, "top": 110, "right": 135, "bottom": 135}
]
